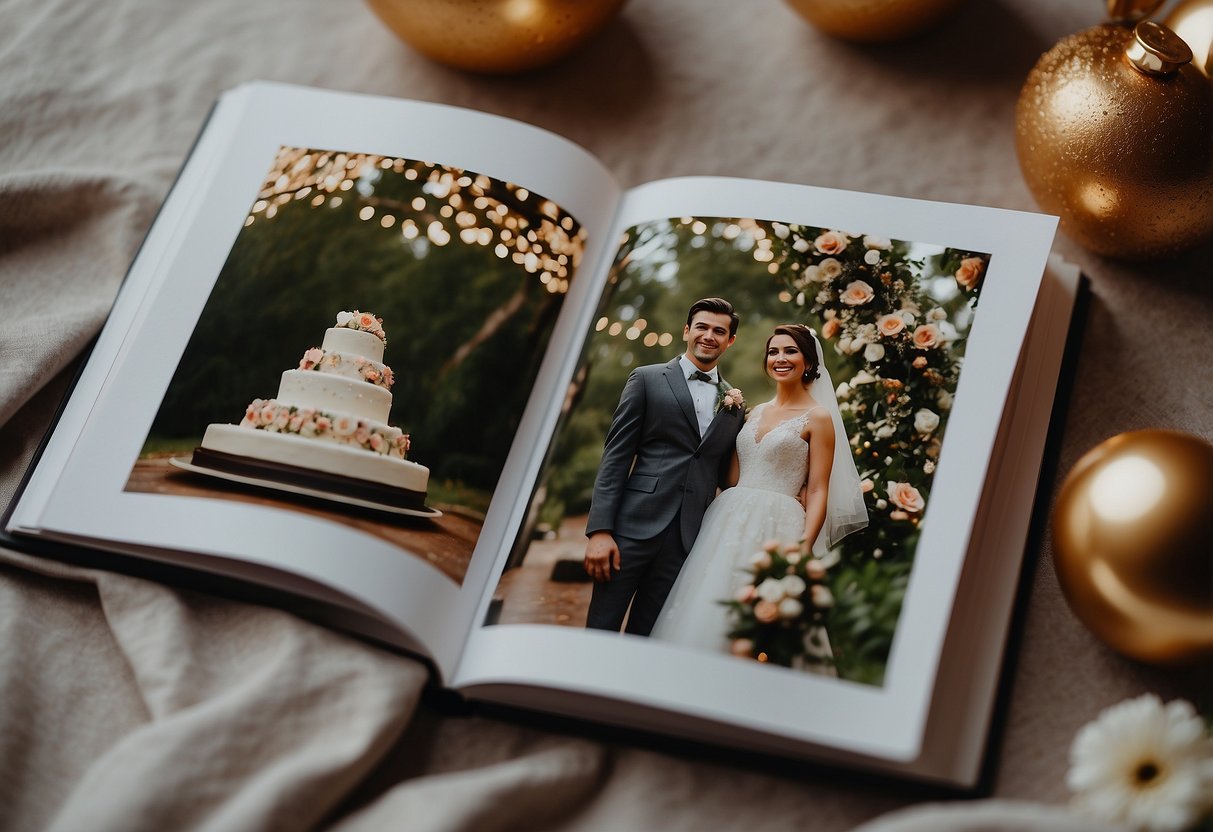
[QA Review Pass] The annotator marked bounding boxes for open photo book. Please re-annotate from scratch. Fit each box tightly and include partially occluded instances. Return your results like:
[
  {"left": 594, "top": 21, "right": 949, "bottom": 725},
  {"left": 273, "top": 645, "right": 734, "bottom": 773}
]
[{"left": 3, "top": 82, "right": 1080, "bottom": 788}]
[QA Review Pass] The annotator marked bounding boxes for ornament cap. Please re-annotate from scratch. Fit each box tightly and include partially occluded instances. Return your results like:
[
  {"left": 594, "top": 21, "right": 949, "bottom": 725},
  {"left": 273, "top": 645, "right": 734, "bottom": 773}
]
[
  {"left": 1127, "top": 20, "right": 1194, "bottom": 74},
  {"left": 1107, "top": 0, "right": 1165, "bottom": 21}
]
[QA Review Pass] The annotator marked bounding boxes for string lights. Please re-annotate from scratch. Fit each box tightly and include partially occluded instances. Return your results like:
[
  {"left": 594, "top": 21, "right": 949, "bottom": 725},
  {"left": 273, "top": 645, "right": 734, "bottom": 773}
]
[{"left": 245, "top": 146, "right": 586, "bottom": 294}]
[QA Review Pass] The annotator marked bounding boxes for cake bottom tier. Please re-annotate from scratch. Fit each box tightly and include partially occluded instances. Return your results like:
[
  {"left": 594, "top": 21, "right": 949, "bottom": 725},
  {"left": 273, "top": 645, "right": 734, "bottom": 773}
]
[{"left": 198, "top": 424, "right": 429, "bottom": 496}]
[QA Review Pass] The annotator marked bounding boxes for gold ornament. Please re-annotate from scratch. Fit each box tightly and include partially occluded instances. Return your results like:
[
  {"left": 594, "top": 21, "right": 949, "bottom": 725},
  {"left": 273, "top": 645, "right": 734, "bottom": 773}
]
[
  {"left": 1053, "top": 430, "right": 1213, "bottom": 666},
  {"left": 783, "top": 0, "right": 964, "bottom": 43},
  {"left": 1015, "top": 21, "right": 1213, "bottom": 259},
  {"left": 1164, "top": 0, "right": 1213, "bottom": 76},
  {"left": 365, "top": 0, "right": 627, "bottom": 74}
]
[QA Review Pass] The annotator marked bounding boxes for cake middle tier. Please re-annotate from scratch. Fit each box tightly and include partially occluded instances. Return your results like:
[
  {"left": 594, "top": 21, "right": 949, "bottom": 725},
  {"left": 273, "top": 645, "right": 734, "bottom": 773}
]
[{"left": 276, "top": 369, "right": 392, "bottom": 422}]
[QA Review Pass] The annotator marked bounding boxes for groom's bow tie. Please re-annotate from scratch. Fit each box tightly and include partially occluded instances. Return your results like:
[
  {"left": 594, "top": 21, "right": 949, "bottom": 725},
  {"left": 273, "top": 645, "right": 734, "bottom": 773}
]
[{"left": 688, "top": 370, "right": 716, "bottom": 384}]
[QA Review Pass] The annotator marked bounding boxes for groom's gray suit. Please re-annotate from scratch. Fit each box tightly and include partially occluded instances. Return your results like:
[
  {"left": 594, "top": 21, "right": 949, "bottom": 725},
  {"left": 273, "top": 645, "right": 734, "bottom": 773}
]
[{"left": 584, "top": 356, "right": 745, "bottom": 635}]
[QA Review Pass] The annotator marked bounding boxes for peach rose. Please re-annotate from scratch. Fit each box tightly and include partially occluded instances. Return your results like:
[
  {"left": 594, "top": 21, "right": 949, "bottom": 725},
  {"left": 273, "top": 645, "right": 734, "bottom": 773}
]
[
  {"left": 754, "top": 600, "right": 780, "bottom": 624},
  {"left": 821, "top": 318, "right": 841, "bottom": 339},
  {"left": 876, "top": 314, "right": 905, "bottom": 337},
  {"left": 841, "top": 280, "right": 875, "bottom": 306},
  {"left": 913, "top": 356, "right": 928, "bottom": 369},
  {"left": 814, "top": 230, "right": 850, "bottom": 255},
  {"left": 805, "top": 559, "right": 827, "bottom": 580},
  {"left": 730, "top": 638, "right": 755, "bottom": 657},
  {"left": 955, "top": 256, "right": 985, "bottom": 290},
  {"left": 887, "top": 480, "right": 925, "bottom": 513},
  {"left": 912, "top": 324, "right": 942, "bottom": 349}
]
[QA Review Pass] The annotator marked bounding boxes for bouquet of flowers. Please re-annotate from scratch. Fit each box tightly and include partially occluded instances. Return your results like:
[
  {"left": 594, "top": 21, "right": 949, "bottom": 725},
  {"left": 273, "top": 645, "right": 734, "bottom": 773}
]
[{"left": 724, "top": 539, "right": 835, "bottom": 669}]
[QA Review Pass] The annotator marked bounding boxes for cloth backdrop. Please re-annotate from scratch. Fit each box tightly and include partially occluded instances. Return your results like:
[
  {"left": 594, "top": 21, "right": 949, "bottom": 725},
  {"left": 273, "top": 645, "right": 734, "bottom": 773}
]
[{"left": 2, "top": 0, "right": 1210, "bottom": 829}]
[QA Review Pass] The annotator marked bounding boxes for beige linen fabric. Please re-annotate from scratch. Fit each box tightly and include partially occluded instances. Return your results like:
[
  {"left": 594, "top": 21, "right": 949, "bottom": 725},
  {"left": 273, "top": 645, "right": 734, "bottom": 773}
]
[{"left": 2, "top": 0, "right": 1210, "bottom": 830}]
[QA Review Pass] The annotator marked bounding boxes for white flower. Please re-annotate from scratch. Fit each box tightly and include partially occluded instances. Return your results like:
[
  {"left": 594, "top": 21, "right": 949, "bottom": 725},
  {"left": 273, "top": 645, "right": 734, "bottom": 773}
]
[
  {"left": 1068, "top": 695, "right": 1213, "bottom": 832},
  {"left": 864, "top": 343, "right": 885, "bottom": 363},
  {"left": 777, "top": 598, "right": 804, "bottom": 620},
  {"left": 809, "top": 584, "right": 834, "bottom": 609},
  {"left": 863, "top": 235, "right": 891, "bottom": 250},
  {"left": 875, "top": 424, "right": 895, "bottom": 439},
  {"left": 837, "top": 336, "right": 852, "bottom": 354},
  {"left": 749, "top": 551, "right": 772, "bottom": 571},
  {"left": 836, "top": 382, "right": 851, "bottom": 400},
  {"left": 864, "top": 249, "right": 881, "bottom": 265},
  {"left": 792, "top": 237, "right": 810, "bottom": 253},
  {"left": 937, "top": 389, "right": 954, "bottom": 411},
  {"left": 756, "top": 578, "right": 785, "bottom": 603},
  {"left": 852, "top": 370, "right": 876, "bottom": 385},
  {"left": 914, "top": 408, "right": 940, "bottom": 434},
  {"left": 780, "top": 575, "right": 807, "bottom": 597},
  {"left": 336, "top": 311, "right": 354, "bottom": 326},
  {"left": 923, "top": 460, "right": 936, "bottom": 474},
  {"left": 928, "top": 306, "right": 947, "bottom": 322},
  {"left": 818, "top": 257, "right": 842, "bottom": 280}
]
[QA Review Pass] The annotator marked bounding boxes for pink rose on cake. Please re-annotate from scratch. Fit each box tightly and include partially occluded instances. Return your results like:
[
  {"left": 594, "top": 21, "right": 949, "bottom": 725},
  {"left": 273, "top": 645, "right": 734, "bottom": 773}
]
[
  {"left": 353, "top": 424, "right": 371, "bottom": 445},
  {"left": 299, "top": 348, "right": 324, "bottom": 370},
  {"left": 369, "top": 433, "right": 385, "bottom": 453},
  {"left": 333, "top": 415, "right": 357, "bottom": 437}
]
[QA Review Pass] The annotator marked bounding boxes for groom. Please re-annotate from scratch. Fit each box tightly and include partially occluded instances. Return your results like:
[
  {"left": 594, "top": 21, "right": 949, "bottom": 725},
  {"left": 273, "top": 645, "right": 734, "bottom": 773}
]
[{"left": 583, "top": 297, "right": 745, "bottom": 636}]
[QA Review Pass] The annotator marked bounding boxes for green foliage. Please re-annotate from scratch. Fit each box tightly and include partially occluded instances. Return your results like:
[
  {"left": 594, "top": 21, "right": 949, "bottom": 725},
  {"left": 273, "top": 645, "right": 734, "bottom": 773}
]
[{"left": 826, "top": 557, "right": 911, "bottom": 686}]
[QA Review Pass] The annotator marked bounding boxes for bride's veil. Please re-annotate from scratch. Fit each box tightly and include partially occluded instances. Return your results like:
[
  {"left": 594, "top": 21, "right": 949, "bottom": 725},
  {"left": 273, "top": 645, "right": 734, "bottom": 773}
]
[{"left": 805, "top": 328, "right": 869, "bottom": 551}]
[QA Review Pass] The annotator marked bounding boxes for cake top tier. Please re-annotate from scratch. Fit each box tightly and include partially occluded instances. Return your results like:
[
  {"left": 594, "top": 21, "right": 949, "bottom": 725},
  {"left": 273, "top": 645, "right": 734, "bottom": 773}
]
[{"left": 335, "top": 310, "right": 386, "bottom": 345}]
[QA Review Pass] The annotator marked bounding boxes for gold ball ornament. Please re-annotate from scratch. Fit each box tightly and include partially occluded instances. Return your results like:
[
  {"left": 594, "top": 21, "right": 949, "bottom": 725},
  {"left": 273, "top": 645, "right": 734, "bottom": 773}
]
[
  {"left": 365, "top": 0, "right": 627, "bottom": 74},
  {"left": 783, "top": 0, "right": 964, "bottom": 43},
  {"left": 1164, "top": 0, "right": 1213, "bottom": 76},
  {"left": 1015, "top": 21, "right": 1213, "bottom": 259},
  {"left": 1053, "top": 430, "right": 1213, "bottom": 666}
]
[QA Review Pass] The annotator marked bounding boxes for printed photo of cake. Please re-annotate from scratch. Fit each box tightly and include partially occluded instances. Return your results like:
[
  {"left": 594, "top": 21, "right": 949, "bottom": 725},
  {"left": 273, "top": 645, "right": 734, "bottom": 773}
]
[{"left": 175, "top": 310, "right": 435, "bottom": 515}]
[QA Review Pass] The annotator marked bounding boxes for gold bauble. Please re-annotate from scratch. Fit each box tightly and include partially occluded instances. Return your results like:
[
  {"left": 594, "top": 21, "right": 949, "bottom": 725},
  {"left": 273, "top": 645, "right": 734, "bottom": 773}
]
[
  {"left": 783, "top": 0, "right": 964, "bottom": 43},
  {"left": 366, "top": 0, "right": 627, "bottom": 74},
  {"left": 1164, "top": 0, "right": 1213, "bottom": 76},
  {"left": 1053, "top": 430, "right": 1213, "bottom": 666},
  {"left": 1015, "top": 21, "right": 1213, "bottom": 259}
]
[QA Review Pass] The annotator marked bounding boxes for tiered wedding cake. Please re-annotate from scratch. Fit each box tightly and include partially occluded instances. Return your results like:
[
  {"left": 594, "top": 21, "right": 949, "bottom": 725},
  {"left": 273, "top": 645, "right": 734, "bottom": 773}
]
[{"left": 190, "top": 311, "right": 430, "bottom": 511}]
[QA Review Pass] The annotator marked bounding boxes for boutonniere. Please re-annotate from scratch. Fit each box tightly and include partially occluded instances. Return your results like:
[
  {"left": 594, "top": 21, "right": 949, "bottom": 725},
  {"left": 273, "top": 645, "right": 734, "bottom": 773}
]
[{"left": 715, "top": 385, "right": 744, "bottom": 413}]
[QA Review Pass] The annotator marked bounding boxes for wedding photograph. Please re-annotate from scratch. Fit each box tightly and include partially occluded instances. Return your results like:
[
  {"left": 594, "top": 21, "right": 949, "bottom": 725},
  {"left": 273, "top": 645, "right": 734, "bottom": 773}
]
[
  {"left": 125, "top": 144, "right": 587, "bottom": 585},
  {"left": 487, "top": 215, "right": 992, "bottom": 685}
]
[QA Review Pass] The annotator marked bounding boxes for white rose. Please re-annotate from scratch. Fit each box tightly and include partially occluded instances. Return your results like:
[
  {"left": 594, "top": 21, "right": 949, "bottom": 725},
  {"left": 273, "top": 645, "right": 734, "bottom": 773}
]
[
  {"left": 336, "top": 311, "right": 354, "bottom": 326},
  {"left": 928, "top": 307, "right": 947, "bottom": 321},
  {"left": 810, "top": 585, "right": 835, "bottom": 609},
  {"left": 864, "top": 249, "right": 881, "bottom": 265},
  {"left": 756, "top": 578, "right": 785, "bottom": 603},
  {"left": 901, "top": 310, "right": 917, "bottom": 325},
  {"left": 803, "top": 264, "right": 821, "bottom": 282},
  {"left": 818, "top": 257, "right": 842, "bottom": 280},
  {"left": 864, "top": 343, "right": 885, "bottom": 362},
  {"left": 780, "top": 575, "right": 807, "bottom": 597},
  {"left": 863, "top": 235, "right": 891, "bottom": 250},
  {"left": 792, "top": 238, "right": 810, "bottom": 253},
  {"left": 778, "top": 598, "right": 804, "bottom": 620},
  {"left": 914, "top": 409, "right": 940, "bottom": 434},
  {"left": 876, "top": 423, "right": 895, "bottom": 439},
  {"left": 836, "top": 382, "right": 851, "bottom": 399},
  {"left": 749, "top": 551, "right": 772, "bottom": 570}
]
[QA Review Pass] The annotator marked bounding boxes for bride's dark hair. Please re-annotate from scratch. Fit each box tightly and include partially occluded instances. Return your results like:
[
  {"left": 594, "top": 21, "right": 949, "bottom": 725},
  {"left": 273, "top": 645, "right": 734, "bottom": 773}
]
[{"left": 765, "top": 324, "right": 821, "bottom": 386}]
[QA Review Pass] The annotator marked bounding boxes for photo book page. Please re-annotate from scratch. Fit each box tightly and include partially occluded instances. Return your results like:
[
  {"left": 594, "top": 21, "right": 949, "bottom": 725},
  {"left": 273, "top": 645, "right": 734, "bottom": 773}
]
[
  {"left": 454, "top": 175, "right": 1062, "bottom": 774},
  {"left": 7, "top": 82, "right": 623, "bottom": 674}
]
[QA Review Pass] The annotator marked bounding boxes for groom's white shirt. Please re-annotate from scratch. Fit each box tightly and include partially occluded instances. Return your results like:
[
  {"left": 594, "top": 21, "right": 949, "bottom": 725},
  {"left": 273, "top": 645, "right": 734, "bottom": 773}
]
[{"left": 678, "top": 354, "right": 718, "bottom": 437}]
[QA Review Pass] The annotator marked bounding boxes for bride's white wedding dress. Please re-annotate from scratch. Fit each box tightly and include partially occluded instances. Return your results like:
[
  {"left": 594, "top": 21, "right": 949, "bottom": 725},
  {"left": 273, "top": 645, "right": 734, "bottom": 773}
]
[{"left": 650, "top": 403, "right": 824, "bottom": 655}]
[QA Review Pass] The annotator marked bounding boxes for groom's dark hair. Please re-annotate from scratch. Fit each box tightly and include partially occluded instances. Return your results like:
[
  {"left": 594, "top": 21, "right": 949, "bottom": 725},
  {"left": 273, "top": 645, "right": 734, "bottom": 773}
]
[{"left": 686, "top": 297, "right": 740, "bottom": 337}]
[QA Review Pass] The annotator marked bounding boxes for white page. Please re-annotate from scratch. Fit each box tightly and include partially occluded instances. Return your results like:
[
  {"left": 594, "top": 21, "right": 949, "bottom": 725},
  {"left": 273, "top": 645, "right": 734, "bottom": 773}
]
[
  {"left": 27, "top": 82, "right": 622, "bottom": 678},
  {"left": 456, "top": 176, "right": 1058, "bottom": 764}
]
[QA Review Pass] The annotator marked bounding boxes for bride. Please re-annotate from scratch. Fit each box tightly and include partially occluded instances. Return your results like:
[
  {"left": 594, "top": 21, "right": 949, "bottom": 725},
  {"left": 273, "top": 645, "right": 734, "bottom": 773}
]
[{"left": 649, "top": 324, "right": 868, "bottom": 657}]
